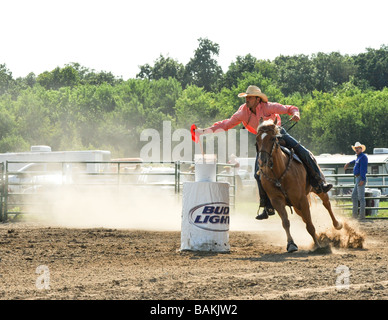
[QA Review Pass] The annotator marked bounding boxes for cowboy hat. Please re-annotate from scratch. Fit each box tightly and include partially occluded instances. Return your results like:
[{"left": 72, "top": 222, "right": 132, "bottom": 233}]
[
  {"left": 352, "top": 142, "right": 366, "bottom": 152},
  {"left": 238, "top": 85, "right": 268, "bottom": 102}
]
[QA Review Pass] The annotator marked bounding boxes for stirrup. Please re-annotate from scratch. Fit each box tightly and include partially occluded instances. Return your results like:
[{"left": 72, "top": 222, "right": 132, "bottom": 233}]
[{"left": 255, "top": 207, "right": 275, "bottom": 220}]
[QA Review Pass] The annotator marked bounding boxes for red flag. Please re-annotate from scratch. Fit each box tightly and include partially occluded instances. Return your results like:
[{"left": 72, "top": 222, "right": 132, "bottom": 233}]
[{"left": 191, "top": 124, "right": 199, "bottom": 143}]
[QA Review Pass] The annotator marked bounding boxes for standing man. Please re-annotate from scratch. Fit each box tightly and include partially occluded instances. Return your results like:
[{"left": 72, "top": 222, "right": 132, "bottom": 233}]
[
  {"left": 344, "top": 142, "right": 368, "bottom": 220},
  {"left": 194, "top": 85, "right": 332, "bottom": 220}
]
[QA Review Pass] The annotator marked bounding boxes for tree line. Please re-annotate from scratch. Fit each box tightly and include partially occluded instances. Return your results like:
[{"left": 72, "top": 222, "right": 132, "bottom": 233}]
[{"left": 0, "top": 38, "right": 387, "bottom": 158}]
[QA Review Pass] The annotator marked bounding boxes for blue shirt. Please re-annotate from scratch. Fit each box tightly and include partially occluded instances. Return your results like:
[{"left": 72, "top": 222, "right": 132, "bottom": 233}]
[{"left": 349, "top": 153, "right": 368, "bottom": 181}]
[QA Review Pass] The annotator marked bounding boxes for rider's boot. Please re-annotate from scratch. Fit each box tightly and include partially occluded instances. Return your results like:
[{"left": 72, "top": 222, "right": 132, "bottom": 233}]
[
  {"left": 255, "top": 179, "right": 275, "bottom": 220},
  {"left": 293, "top": 144, "right": 333, "bottom": 194},
  {"left": 314, "top": 181, "right": 333, "bottom": 194},
  {"left": 256, "top": 205, "right": 275, "bottom": 220},
  {"left": 279, "top": 128, "right": 332, "bottom": 194}
]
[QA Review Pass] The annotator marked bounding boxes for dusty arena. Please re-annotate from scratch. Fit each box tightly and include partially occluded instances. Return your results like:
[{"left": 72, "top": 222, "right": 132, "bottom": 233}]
[{"left": 0, "top": 188, "right": 387, "bottom": 301}]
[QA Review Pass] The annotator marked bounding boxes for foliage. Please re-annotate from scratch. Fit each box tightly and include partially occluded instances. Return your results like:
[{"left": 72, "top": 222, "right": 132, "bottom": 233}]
[
  {"left": 0, "top": 41, "right": 387, "bottom": 158},
  {"left": 353, "top": 45, "right": 388, "bottom": 90},
  {"left": 137, "top": 55, "right": 184, "bottom": 83},
  {"left": 183, "top": 38, "right": 223, "bottom": 91}
]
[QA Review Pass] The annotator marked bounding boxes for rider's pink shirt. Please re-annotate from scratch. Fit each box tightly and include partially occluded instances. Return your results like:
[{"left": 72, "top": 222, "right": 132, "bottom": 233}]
[{"left": 209, "top": 102, "right": 299, "bottom": 134}]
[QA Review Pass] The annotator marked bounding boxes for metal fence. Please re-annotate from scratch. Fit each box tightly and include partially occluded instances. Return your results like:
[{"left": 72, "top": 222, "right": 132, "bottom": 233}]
[
  {"left": 0, "top": 162, "right": 4, "bottom": 220},
  {"left": 1, "top": 160, "right": 387, "bottom": 222},
  {"left": 0, "top": 160, "right": 236, "bottom": 221},
  {"left": 327, "top": 173, "right": 388, "bottom": 216}
]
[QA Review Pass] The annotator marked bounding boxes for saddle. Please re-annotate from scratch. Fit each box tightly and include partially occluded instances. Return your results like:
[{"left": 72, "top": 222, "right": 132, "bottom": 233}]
[
  {"left": 280, "top": 145, "right": 313, "bottom": 191},
  {"left": 280, "top": 146, "right": 303, "bottom": 164}
]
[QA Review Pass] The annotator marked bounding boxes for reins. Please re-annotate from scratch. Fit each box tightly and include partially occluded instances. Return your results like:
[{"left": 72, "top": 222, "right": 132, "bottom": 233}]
[
  {"left": 280, "top": 118, "right": 298, "bottom": 132},
  {"left": 259, "top": 143, "right": 294, "bottom": 201},
  {"left": 257, "top": 120, "right": 298, "bottom": 212}
]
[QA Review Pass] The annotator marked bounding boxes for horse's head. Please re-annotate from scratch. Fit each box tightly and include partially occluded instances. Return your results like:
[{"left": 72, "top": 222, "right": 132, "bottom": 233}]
[{"left": 256, "top": 118, "right": 281, "bottom": 168}]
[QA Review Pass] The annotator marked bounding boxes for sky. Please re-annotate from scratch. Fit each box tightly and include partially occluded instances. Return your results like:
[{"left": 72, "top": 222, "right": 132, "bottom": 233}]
[{"left": 1, "top": 0, "right": 387, "bottom": 80}]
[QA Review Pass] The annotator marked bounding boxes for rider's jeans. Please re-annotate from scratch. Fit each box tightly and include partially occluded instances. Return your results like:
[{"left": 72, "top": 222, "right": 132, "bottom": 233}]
[{"left": 352, "top": 176, "right": 366, "bottom": 219}]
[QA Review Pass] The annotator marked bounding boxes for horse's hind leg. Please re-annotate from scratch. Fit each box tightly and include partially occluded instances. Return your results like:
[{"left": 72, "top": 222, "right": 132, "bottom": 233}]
[{"left": 317, "top": 192, "right": 343, "bottom": 230}]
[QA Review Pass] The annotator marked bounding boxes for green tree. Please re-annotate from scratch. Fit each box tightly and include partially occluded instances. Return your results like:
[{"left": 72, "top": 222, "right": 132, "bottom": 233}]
[
  {"left": 274, "top": 54, "right": 316, "bottom": 96},
  {"left": 296, "top": 84, "right": 388, "bottom": 154},
  {"left": 359, "top": 88, "right": 388, "bottom": 149},
  {"left": 220, "top": 54, "right": 258, "bottom": 88},
  {"left": 66, "top": 62, "right": 122, "bottom": 86},
  {"left": 175, "top": 85, "right": 219, "bottom": 128},
  {"left": 0, "top": 64, "right": 15, "bottom": 95},
  {"left": 137, "top": 55, "right": 184, "bottom": 82},
  {"left": 254, "top": 59, "right": 278, "bottom": 82},
  {"left": 311, "top": 52, "right": 356, "bottom": 92},
  {"left": 13, "top": 87, "right": 58, "bottom": 146},
  {"left": 37, "top": 66, "right": 80, "bottom": 90},
  {"left": 183, "top": 38, "right": 223, "bottom": 91},
  {"left": 136, "top": 63, "right": 153, "bottom": 80},
  {"left": 16, "top": 72, "right": 37, "bottom": 89},
  {"left": 353, "top": 45, "right": 388, "bottom": 90}
]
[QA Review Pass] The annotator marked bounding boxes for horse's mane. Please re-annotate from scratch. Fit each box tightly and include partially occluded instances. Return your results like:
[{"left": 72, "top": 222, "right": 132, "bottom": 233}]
[{"left": 257, "top": 119, "right": 281, "bottom": 136}]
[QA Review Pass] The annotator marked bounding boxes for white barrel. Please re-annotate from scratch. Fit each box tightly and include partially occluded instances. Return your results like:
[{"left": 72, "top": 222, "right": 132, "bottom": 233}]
[
  {"left": 181, "top": 181, "right": 230, "bottom": 252},
  {"left": 195, "top": 163, "right": 216, "bottom": 182},
  {"left": 194, "top": 154, "right": 217, "bottom": 182}
]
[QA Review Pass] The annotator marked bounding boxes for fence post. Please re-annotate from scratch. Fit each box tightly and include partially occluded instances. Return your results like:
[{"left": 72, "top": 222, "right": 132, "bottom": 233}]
[
  {"left": 175, "top": 161, "right": 180, "bottom": 193},
  {"left": 4, "top": 161, "right": 8, "bottom": 221},
  {"left": 0, "top": 162, "right": 3, "bottom": 222}
]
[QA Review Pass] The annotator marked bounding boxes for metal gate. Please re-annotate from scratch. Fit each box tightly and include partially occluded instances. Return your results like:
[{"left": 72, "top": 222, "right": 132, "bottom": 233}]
[
  {"left": 0, "top": 162, "right": 4, "bottom": 221},
  {"left": 0, "top": 160, "right": 236, "bottom": 222}
]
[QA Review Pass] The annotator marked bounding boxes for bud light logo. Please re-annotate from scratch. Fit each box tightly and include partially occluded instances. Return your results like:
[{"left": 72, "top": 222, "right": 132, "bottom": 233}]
[{"left": 189, "top": 202, "right": 230, "bottom": 232}]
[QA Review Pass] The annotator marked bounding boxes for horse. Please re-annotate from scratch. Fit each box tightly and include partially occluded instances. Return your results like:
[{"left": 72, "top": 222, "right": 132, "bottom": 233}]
[{"left": 256, "top": 118, "right": 343, "bottom": 252}]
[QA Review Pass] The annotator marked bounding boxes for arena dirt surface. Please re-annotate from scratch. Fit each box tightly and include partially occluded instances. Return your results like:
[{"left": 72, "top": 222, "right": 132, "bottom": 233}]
[{"left": 0, "top": 215, "right": 387, "bottom": 300}]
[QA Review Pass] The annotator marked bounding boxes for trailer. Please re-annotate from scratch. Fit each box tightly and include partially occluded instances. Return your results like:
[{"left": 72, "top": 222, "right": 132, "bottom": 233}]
[
  {"left": 0, "top": 146, "right": 111, "bottom": 195},
  {"left": 0, "top": 146, "right": 111, "bottom": 172},
  {"left": 315, "top": 148, "right": 388, "bottom": 195}
]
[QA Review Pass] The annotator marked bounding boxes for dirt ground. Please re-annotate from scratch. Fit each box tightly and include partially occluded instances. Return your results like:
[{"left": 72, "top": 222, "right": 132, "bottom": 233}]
[{"left": 0, "top": 213, "right": 387, "bottom": 300}]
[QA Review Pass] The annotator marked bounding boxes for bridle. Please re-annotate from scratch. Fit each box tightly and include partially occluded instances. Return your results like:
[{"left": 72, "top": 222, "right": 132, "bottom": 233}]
[
  {"left": 257, "top": 125, "right": 294, "bottom": 197},
  {"left": 257, "top": 127, "right": 280, "bottom": 170},
  {"left": 256, "top": 116, "right": 297, "bottom": 169}
]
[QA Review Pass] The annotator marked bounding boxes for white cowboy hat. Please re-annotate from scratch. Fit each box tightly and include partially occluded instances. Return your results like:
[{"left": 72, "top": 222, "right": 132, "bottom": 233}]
[
  {"left": 238, "top": 85, "right": 268, "bottom": 102},
  {"left": 352, "top": 142, "right": 366, "bottom": 152}
]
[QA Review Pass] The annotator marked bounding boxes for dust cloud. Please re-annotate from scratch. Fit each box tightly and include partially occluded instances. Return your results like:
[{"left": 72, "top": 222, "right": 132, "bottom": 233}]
[
  {"left": 31, "top": 186, "right": 182, "bottom": 231},
  {"left": 231, "top": 198, "right": 365, "bottom": 250},
  {"left": 26, "top": 186, "right": 364, "bottom": 251},
  {"left": 317, "top": 220, "right": 366, "bottom": 249}
]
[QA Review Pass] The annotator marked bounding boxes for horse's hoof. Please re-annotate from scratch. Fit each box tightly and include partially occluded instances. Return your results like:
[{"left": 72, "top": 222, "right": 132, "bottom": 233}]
[
  {"left": 334, "top": 221, "right": 343, "bottom": 230},
  {"left": 287, "top": 241, "right": 298, "bottom": 253}
]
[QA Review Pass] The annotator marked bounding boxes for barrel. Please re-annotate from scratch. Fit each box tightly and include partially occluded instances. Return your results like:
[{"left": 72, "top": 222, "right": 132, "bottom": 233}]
[
  {"left": 194, "top": 154, "right": 217, "bottom": 182},
  {"left": 181, "top": 181, "right": 230, "bottom": 252}
]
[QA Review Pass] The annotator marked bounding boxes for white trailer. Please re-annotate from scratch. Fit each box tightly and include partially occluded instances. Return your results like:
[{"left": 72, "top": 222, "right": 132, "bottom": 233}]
[
  {"left": 315, "top": 148, "right": 388, "bottom": 195},
  {"left": 0, "top": 146, "right": 111, "bottom": 172},
  {"left": 2, "top": 146, "right": 112, "bottom": 194}
]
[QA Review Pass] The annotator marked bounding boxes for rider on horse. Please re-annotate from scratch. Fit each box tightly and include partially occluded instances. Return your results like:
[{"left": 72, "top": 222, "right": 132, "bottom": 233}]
[{"left": 194, "top": 85, "right": 333, "bottom": 220}]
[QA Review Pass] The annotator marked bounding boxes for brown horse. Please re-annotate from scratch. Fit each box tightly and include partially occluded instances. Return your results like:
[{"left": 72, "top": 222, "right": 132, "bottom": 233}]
[{"left": 256, "top": 119, "right": 342, "bottom": 252}]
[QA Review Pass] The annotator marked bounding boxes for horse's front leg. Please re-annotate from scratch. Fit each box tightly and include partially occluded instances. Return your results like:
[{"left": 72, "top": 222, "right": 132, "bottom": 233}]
[
  {"left": 294, "top": 198, "right": 320, "bottom": 249},
  {"left": 271, "top": 198, "right": 298, "bottom": 253}
]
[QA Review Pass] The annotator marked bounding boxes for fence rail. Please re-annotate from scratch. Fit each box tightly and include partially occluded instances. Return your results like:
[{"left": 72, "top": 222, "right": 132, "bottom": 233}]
[
  {"left": 326, "top": 172, "right": 388, "bottom": 217},
  {"left": 0, "top": 160, "right": 236, "bottom": 221},
  {"left": 1, "top": 160, "right": 387, "bottom": 222}
]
